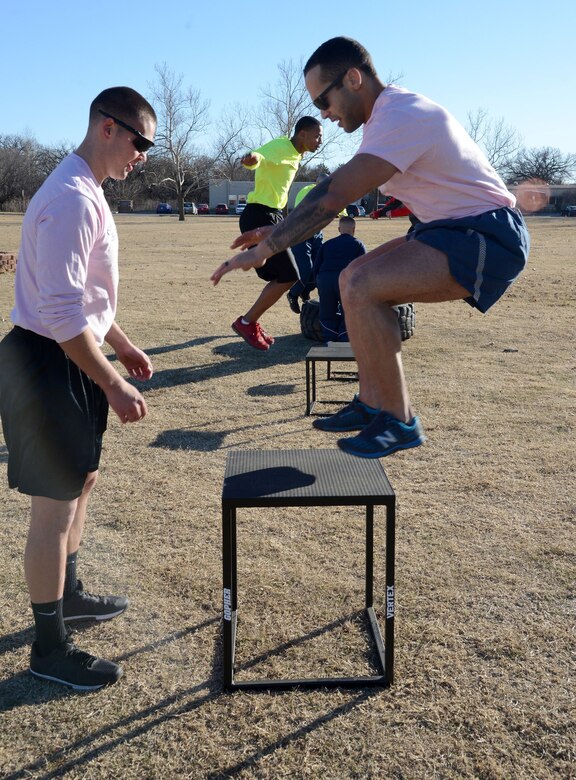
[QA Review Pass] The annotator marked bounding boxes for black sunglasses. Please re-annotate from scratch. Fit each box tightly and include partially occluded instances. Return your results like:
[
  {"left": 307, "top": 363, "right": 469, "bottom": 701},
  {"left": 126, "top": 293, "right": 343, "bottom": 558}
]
[
  {"left": 98, "top": 109, "right": 155, "bottom": 153},
  {"left": 312, "top": 70, "right": 348, "bottom": 111}
]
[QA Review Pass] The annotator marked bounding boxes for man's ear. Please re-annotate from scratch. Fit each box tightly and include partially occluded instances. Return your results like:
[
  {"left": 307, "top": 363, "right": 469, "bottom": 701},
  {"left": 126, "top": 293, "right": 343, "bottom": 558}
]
[
  {"left": 100, "top": 117, "right": 114, "bottom": 141},
  {"left": 346, "top": 68, "right": 363, "bottom": 91}
]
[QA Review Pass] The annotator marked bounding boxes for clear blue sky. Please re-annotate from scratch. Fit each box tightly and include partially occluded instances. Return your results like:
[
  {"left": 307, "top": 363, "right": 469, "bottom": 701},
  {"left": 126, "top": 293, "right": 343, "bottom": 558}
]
[{"left": 2, "top": 0, "right": 574, "bottom": 166}]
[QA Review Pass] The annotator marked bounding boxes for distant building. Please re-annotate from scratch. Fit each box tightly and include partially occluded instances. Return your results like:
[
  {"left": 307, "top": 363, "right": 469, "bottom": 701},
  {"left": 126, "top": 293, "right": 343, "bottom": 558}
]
[{"left": 209, "top": 180, "right": 314, "bottom": 213}]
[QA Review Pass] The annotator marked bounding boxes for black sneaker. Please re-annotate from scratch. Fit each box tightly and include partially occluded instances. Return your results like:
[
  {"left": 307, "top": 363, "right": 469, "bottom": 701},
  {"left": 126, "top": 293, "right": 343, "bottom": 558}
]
[
  {"left": 62, "top": 580, "right": 129, "bottom": 623},
  {"left": 30, "top": 640, "right": 123, "bottom": 691},
  {"left": 287, "top": 293, "right": 301, "bottom": 314}
]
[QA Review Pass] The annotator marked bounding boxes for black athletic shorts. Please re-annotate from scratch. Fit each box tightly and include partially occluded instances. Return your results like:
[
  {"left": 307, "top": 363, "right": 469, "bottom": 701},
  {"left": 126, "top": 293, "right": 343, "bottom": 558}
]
[
  {"left": 239, "top": 203, "right": 299, "bottom": 283},
  {"left": 0, "top": 327, "right": 108, "bottom": 500}
]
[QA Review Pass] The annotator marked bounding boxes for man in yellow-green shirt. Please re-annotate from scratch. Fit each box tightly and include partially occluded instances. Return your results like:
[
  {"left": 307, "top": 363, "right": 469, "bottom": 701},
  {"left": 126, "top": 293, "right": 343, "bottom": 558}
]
[{"left": 231, "top": 116, "right": 322, "bottom": 350}]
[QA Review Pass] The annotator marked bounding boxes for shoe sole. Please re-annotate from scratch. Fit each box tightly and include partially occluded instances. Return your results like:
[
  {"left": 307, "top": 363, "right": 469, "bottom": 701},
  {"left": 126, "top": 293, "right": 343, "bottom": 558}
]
[
  {"left": 312, "top": 418, "right": 369, "bottom": 432},
  {"left": 30, "top": 668, "right": 122, "bottom": 690},
  {"left": 63, "top": 606, "right": 127, "bottom": 623},
  {"left": 232, "top": 322, "right": 269, "bottom": 350},
  {"left": 337, "top": 436, "right": 425, "bottom": 458}
]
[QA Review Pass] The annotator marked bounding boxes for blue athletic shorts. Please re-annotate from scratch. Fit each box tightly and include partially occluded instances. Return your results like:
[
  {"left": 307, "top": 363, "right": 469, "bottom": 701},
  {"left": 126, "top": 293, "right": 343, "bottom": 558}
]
[
  {"left": 240, "top": 203, "right": 299, "bottom": 283},
  {"left": 408, "top": 206, "right": 530, "bottom": 312},
  {"left": 0, "top": 327, "right": 108, "bottom": 500}
]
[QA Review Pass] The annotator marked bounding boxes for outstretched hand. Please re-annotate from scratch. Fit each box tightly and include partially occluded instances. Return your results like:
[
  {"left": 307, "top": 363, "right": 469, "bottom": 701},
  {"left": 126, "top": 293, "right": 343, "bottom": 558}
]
[
  {"left": 210, "top": 226, "right": 274, "bottom": 286},
  {"left": 230, "top": 225, "right": 274, "bottom": 250},
  {"left": 210, "top": 246, "right": 268, "bottom": 286}
]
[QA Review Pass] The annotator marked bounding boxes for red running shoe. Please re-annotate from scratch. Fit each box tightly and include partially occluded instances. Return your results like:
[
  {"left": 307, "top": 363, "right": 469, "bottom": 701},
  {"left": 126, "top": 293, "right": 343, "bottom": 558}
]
[
  {"left": 232, "top": 317, "right": 270, "bottom": 350},
  {"left": 256, "top": 322, "right": 275, "bottom": 345}
]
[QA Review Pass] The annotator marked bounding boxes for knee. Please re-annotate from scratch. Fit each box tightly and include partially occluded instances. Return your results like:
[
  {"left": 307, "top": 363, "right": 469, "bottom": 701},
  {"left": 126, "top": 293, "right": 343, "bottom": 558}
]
[
  {"left": 339, "top": 264, "right": 370, "bottom": 307},
  {"left": 82, "top": 470, "right": 98, "bottom": 496}
]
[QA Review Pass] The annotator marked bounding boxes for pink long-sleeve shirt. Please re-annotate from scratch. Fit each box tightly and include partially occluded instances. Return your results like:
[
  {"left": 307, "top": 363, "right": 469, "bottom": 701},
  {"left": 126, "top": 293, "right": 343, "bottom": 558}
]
[
  {"left": 12, "top": 153, "right": 118, "bottom": 346},
  {"left": 356, "top": 85, "right": 516, "bottom": 224}
]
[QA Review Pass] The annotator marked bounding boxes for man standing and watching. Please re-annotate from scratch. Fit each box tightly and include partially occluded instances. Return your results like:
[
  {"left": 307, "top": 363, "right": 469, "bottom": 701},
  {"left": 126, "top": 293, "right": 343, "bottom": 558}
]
[{"left": 0, "top": 87, "right": 156, "bottom": 690}]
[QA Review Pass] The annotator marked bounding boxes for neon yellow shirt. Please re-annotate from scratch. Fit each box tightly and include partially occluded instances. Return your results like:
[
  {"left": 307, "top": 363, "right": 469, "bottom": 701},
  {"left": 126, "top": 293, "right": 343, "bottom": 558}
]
[
  {"left": 244, "top": 137, "right": 302, "bottom": 210},
  {"left": 294, "top": 184, "right": 314, "bottom": 207},
  {"left": 294, "top": 181, "right": 347, "bottom": 216}
]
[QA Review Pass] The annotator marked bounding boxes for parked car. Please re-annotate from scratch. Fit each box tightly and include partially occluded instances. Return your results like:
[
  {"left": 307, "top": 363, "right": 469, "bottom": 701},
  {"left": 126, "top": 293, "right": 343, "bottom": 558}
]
[
  {"left": 197, "top": 203, "right": 210, "bottom": 214},
  {"left": 183, "top": 202, "right": 197, "bottom": 215},
  {"left": 235, "top": 203, "right": 247, "bottom": 215},
  {"left": 561, "top": 205, "right": 576, "bottom": 217},
  {"left": 156, "top": 202, "right": 172, "bottom": 214},
  {"left": 215, "top": 203, "right": 229, "bottom": 214}
]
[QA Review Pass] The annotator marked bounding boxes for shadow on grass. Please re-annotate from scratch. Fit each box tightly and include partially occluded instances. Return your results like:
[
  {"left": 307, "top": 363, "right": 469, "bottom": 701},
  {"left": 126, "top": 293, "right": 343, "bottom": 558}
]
[
  {"left": 141, "top": 333, "right": 311, "bottom": 391},
  {"left": 150, "top": 428, "right": 228, "bottom": 452},
  {"left": 3, "top": 613, "right": 386, "bottom": 779},
  {"left": 206, "top": 689, "right": 381, "bottom": 780},
  {"left": 149, "top": 399, "right": 308, "bottom": 453},
  {"left": 107, "top": 336, "right": 221, "bottom": 363},
  {"left": 246, "top": 382, "right": 296, "bottom": 397}
]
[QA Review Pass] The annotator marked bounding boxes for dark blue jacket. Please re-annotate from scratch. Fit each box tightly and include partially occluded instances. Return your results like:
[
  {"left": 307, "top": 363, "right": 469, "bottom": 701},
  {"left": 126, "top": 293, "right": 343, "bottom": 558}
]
[{"left": 314, "top": 234, "right": 366, "bottom": 276}]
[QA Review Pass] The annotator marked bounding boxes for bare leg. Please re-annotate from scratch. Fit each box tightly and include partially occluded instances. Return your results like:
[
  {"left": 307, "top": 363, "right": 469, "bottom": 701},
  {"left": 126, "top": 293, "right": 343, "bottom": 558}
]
[
  {"left": 244, "top": 280, "right": 293, "bottom": 322},
  {"left": 26, "top": 497, "right": 78, "bottom": 603},
  {"left": 67, "top": 470, "right": 98, "bottom": 554},
  {"left": 340, "top": 238, "right": 469, "bottom": 421},
  {"left": 26, "top": 471, "right": 98, "bottom": 602}
]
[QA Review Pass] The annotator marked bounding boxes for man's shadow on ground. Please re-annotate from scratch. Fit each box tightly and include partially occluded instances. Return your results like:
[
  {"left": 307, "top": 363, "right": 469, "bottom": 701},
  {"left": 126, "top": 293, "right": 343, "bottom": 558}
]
[{"left": 141, "top": 333, "right": 311, "bottom": 392}]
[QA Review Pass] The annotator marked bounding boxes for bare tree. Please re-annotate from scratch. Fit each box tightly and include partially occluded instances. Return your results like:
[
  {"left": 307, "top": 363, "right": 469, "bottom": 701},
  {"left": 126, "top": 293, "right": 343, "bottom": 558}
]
[
  {"left": 254, "top": 58, "right": 351, "bottom": 173},
  {"left": 0, "top": 135, "right": 44, "bottom": 210},
  {"left": 506, "top": 146, "right": 576, "bottom": 185},
  {"left": 210, "top": 104, "right": 253, "bottom": 181},
  {"left": 35, "top": 142, "right": 75, "bottom": 180},
  {"left": 466, "top": 108, "right": 522, "bottom": 175},
  {"left": 148, "top": 63, "right": 210, "bottom": 220}
]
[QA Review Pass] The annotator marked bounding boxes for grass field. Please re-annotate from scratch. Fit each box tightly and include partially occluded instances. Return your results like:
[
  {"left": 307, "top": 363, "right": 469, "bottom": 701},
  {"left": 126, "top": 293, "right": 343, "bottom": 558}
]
[{"left": 0, "top": 214, "right": 574, "bottom": 779}]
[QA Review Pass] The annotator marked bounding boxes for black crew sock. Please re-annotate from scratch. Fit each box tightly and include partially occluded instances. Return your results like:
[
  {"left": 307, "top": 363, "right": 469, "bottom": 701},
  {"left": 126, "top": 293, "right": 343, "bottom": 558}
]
[
  {"left": 31, "top": 599, "right": 69, "bottom": 656},
  {"left": 63, "top": 550, "right": 78, "bottom": 599}
]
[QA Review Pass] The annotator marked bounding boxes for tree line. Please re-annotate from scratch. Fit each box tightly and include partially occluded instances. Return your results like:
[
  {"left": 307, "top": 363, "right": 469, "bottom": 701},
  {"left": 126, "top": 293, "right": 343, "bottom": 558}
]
[{"left": 2, "top": 62, "right": 575, "bottom": 216}]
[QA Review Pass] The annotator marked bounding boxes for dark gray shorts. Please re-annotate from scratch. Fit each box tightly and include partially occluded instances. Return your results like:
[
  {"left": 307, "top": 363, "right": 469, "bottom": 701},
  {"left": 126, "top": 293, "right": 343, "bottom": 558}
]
[
  {"left": 240, "top": 203, "right": 299, "bottom": 283},
  {"left": 409, "top": 207, "right": 530, "bottom": 312},
  {"left": 0, "top": 327, "right": 108, "bottom": 500}
]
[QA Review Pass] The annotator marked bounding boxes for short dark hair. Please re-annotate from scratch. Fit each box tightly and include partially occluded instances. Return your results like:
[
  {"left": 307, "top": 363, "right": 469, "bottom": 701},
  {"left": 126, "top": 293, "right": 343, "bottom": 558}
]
[
  {"left": 89, "top": 87, "right": 157, "bottom": 127},
  {"left": 294, "top": 115, "right": 321, "bottom": 135},
  {"left": 339, "top": 215, "right": 356, "bottom": 229},
  {"left": 304, "top": 37, "right": 377, "bottom": 82}
]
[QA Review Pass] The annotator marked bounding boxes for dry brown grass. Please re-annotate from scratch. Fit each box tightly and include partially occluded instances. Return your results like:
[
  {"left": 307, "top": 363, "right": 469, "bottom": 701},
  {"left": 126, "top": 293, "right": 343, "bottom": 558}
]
[{"left": 0, "top": 213, "right": 574, "bottom": 779}]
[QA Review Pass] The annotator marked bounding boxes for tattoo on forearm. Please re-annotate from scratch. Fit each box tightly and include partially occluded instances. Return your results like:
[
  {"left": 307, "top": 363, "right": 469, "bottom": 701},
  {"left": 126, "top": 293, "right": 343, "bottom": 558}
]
[{"left": 265, "top": 176, "right": 341, "bottom": 254}]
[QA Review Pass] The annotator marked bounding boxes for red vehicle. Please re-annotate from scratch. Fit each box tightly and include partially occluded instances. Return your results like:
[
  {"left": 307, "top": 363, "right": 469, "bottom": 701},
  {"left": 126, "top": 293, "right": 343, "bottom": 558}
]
[
  {"left": 371, "top": 197, "right": 412, "bottom": 219},
  {"left": 215, "top": 203, "right": 229, "bottom": 214}
]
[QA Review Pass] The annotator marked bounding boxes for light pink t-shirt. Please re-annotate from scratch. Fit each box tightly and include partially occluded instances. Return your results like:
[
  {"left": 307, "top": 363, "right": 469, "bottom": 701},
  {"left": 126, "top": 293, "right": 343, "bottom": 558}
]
[
  {"left": 12, "top": 153, "right": 118, "bottom": 346},
  {"left": 356, "top": 85, "right": 515, "bottom": 223}
]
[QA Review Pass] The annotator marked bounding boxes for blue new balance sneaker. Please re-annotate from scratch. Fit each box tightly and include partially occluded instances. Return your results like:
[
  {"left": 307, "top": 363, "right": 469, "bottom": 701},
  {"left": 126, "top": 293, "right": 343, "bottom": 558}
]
[
  {"left": 337, "top": 412, "right": 426, "bottom": 458},
  {"left": 312, "top": 395, "right": 379, "bottom": 432}
]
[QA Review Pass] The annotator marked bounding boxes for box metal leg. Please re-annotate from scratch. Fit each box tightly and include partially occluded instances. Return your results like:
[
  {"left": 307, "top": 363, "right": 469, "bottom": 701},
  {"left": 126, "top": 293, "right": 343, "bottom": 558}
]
[{"left": 222, "top": 500, "right": 394, "bottom": 692}]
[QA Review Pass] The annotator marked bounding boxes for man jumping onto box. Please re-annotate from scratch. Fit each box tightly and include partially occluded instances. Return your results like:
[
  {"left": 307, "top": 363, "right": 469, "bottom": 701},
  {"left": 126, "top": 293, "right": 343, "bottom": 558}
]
[{"left": 211, "top": 37, "right": 529, "bottom": 458}]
